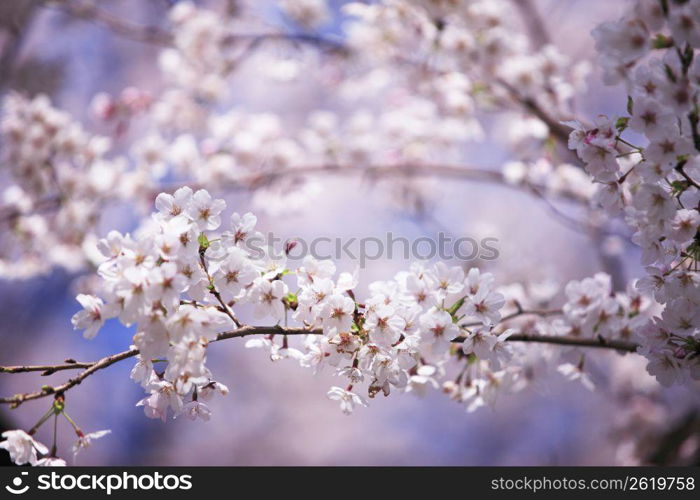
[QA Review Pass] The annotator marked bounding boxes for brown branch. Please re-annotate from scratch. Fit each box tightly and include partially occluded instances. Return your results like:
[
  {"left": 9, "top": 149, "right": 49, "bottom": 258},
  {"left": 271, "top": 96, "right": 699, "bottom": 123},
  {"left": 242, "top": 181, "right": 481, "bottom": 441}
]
[
  {"left": 227, "top": 33, "right": 347, "bottom": 56},
  {"left": 456, "top": 308, "right": 638, "bottom": 352},
  {"left": 0, "top": 360, "right": 92, "bottom": 375},
  {"left": 459, "top": 308, "right": 561, "bottom": 328},
  {"left": 0, "top": 348, "right": 140, "bottom": 407},
  {"left": 0, "top": 326, "right": 316, "bottom": 406},
  {"left": 676, "top": 164, "right": 700, "bottom": 190},
  {"left": 511, "top": 0, "right": 551, "bottom": 49},
  {"left": 646, "top": 410, "right": 700, "bottom": 465},
  {"left": 167, "top": 163, "right": 589, "bottom": 205},
  {"left": 0, "top": 319, "right": 640, "bottom": 406},
  {"left": 496, "top": 78, "right": 574, "bottom": 148},
  {"left": 7, "top": 162, "right": 590, "bottom": 228},
  {"left": 39, "top": 0, "right": 172, "bottom": 46},
  {"left": 0, "top": 0, "right": 39, "bottom": 91},
  {"left": 198, "top": 253, "right": 242, "bottom": 328},
  {"left": 480, "top": 333, "right": 637, "bottom": 353},
  {"left": 0, "top": 196, "right": 62, "bottom": 226},
  {"left": 236, "top": 163, "right": 617, "bottom": 235},
  {"left": 39, "top": 1, "right": 348, "bottom": 53}
]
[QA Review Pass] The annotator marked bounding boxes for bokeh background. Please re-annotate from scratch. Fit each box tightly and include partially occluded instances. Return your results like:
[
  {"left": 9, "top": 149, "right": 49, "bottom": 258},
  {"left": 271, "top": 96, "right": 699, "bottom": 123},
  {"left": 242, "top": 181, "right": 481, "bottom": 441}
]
[{"left": 0, "top": 0, "right": 696, "bottom": 465}]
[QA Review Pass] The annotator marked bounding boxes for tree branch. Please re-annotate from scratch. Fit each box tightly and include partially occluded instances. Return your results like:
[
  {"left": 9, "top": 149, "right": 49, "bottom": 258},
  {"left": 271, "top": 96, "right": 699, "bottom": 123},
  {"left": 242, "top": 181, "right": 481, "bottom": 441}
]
[
  {"left": 0, "top": 360, "right": 92, "bottom": 375},
  {"left": 0, "top": 0, "right": 39, "bottom": 91},
  {"left": 39, "top": 0, "right": 172, "bottom": 46},
  {"left": 170, "top": 162, "right": 590, "bottom": 205},
  {"left": 511, "top": 0, "right": 551, "bottom": 49},
  {"left": 460, "top": 308, "right": 561, "bottom": 328},
  {"left": 0, "top": 347, "right": 140, "bottom": 407},
  {"left": 2, "top": 162, "right": 591, "bottom": 228},
  {"left": 496, "top": 78, "right": 574, "bottom": 148},
  {"left": 463, "top": 333, "right": 638, "bottom": 352},
  {"left": 227, "top": 32, "right": 347, "bottom": 56},
  {"left": 0, "top": 321, "right": 639, "bottom": 406},
  {"left": 38, "top": 1, "right": 348, "bottom": 53}
]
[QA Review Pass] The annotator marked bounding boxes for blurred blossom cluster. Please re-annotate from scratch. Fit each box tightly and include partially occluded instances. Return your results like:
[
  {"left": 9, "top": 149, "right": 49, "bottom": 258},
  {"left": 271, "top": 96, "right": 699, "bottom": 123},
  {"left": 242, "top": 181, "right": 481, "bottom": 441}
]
[{"left": 0, "top": 0, "right": 698, "bottom": 466}]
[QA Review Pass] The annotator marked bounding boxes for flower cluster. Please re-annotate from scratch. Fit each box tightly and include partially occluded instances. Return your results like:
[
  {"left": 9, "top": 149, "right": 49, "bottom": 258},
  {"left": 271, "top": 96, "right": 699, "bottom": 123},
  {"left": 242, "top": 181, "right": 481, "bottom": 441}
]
[
  {"left": 343, "top": 0, "right": 589, "bottom": 133},
  {"left": 65, "top": 188, "right": 654, "bottom": 427},
  {"left": 0, "top": 93, "right": 123, "bottom": 278},
  {"left": 560, "top": 274, "right": 651, "bottom": 341},
  {"left": 569, "top": 0, "right": 700, "bottom": 386},
  {"left": 69, "top": 188, "right": 511, "bottom": 418},
  {"left": 0, "top": 423, "right": 110, "bottom": 466}
]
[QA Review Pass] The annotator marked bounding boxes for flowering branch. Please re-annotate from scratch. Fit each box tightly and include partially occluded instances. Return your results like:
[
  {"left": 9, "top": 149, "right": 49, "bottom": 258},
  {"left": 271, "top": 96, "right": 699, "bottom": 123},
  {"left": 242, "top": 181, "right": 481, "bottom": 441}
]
[{"left": 0, "top": 317, "right": 640, "bottom": 407}]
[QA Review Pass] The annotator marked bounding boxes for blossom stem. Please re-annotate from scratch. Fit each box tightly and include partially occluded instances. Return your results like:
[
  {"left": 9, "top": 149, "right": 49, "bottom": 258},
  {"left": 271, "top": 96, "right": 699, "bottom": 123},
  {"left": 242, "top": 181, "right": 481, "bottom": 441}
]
[
  {"left": 615, "top": 136, "right": 642, "bottom": 150},
  {"left": 199, "top": 253, "right": 242, "bottom": 328},
  {"left": 27, "top": 407, "right": 55, "bottom": 435},
  {"left": 50, "top": 414, "right": 58, "bottom": 457},
  {"left": 459, "top": 308, "right": 561, "bottom": 328},
  {"left": 62, "top": 411, "right": 81, "bottom": 434},
  {"left": 676, "top": 164, "right": 700, "bottom": 190}
]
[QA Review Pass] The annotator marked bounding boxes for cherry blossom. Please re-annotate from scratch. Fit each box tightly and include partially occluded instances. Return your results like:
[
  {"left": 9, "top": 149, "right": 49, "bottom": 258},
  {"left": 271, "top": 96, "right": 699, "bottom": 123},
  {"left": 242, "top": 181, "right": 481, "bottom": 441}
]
[
  {"left": 326, "top": 387, "right": 368, "bottom": 416},
  {"left": 71, "top": 295, "right": 117, "bottom": 339},
  {"left": 0, "top": 430, "right": 49, "bottom": 466},
  {"left": 72, "top": 430, "right": 111, "bottom": 460}
]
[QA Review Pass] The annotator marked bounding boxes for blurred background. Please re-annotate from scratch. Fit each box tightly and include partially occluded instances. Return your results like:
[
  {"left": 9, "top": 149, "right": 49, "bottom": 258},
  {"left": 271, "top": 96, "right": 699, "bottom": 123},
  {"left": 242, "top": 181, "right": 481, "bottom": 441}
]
[{"left": 0, "top": 0, "right": 697, "bottom": 466}]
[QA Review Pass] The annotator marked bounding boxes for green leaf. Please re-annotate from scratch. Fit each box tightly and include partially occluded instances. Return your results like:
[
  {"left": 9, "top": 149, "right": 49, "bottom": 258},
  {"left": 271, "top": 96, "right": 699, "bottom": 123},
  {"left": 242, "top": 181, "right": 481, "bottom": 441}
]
[
  {"left": 664, "top": 64, "right": 677, "bottom": 83},
  {"left": 615, "top": 116, "right": 629, "bottom": 133},
  {"left": 651, "top": 34, "right": 673, "bottom": 49},
  {"left": 682, "top": 43, "right": 694, "bottom": 70},
  {"left": 197, "top": 233, "right": 209, "bottom": 250},
  {"left": 53, "top": 398, "right": 65, "bottom": 413},
  {"left": 670, "top": 179, "right": 690, "bottom": 195}
]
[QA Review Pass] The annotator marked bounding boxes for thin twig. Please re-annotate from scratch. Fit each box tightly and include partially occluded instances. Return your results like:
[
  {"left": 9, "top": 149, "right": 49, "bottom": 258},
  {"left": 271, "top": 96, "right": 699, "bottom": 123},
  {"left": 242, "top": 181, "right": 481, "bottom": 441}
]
[
  {"left": 0, "top": 360, "right": 92, "bottom": 375},
  {"left": 676, "top": 164, "right": 700, "bottom": 190},
  {"left": 496, "top": 78, "right": 574, "bottom": 148},
  {"left": 459, "top": 308, "right": 561, "bottom": 328},
  {"left": 0, "top": 348, "right": 140, "bottom": 407},
  {"left": 199, "top": 253, "right": 242, "bottom": 328}
]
